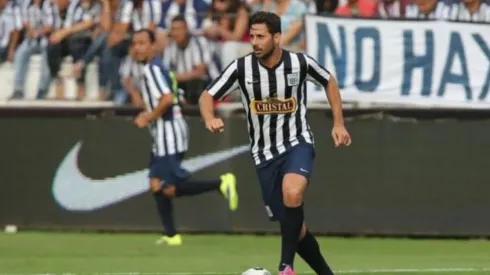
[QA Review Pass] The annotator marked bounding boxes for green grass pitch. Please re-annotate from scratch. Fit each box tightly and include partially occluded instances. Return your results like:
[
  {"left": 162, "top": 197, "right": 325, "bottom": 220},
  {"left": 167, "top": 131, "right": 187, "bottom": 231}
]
[{"left": 1, "top": 232, "right": 490, "bottom": 275}]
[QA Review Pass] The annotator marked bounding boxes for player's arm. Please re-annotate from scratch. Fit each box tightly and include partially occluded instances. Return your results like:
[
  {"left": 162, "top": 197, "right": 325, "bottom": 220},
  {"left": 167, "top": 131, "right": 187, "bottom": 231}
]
[
  {"left": 305, "top": 54, "right": 351, "bottom": 146},
  {"left": 326, "top": 76, "right": 344, "bottom": 127},
  {"left": 199, "top": 60, "right": 239, "bottom": 133}
]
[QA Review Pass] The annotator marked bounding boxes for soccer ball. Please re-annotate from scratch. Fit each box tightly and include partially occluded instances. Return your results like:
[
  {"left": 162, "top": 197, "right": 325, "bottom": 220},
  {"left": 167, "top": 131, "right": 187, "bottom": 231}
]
[{"left": 241, "top": 267, "right": 272, "bottom": 275}]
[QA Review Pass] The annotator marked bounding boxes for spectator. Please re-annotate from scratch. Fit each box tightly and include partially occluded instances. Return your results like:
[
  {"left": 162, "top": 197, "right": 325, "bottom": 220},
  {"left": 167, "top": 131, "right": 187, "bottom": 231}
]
[
  {"left": 72, "top": 0, "right": 122, "bottom": 101},
  {"left": 120, "top": 45, "right": 144, "bottom": 107},
  {"left": 39, "top": 0, "right": 101, "bottom": 100},
  {"left": 100, "top": 0, "right": 162, "bottom": 102},
  {"left": 405, "top": 0, "right": 459, "bottom": 20},
  {"left": 159, "top": 0, "right": 210, "bottom": 34},
  {"left": 335, "top": 0, "right": 377, "bottom": 17},
  {"left": 0, "top": 0, "right": 22, "bottom": 65},
  {"left": 315, "top": 0, "right": 339, "bottom": 14},
  {"left": 10, "top": 0, "right": 57, "bottom": 100},
  {"left": 377, "top": 0, "right": 411, "bottom": 17},
  {"left": 163, "top": 15, "right": 219, "bottom": 105},
  {"left": 304, "top": 0, "right": 318, "bottom": 13},
  {"left": 252, "top": 0, "right": 308, "bottom": 51},
  {"left": 203, "top": 0, "right": 250, "bottom": 42},
  {"left": 456, "top": 0, "right": 490, "bottom": 22}
]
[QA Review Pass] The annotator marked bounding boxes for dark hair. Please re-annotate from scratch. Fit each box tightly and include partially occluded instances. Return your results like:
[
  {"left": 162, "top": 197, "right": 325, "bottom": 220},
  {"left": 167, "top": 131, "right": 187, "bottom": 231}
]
[
  {"left": 134, "top": 28, "right": 156, "bottom": 43},
  {"left": 250, "top": 11, "right": 281, "bottom": 34},
  {"left": 171, "top": 14, "right": 188, "bottom": 25}
]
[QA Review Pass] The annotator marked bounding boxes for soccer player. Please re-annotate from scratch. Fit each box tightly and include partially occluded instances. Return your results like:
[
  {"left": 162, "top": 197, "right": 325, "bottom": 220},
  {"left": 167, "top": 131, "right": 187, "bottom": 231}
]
[
  {"left": 199, "top": 11, "right": 351, "bottom": 275},
  {"left": 131, "top": 28, "right": 239, "bottom": 246}
]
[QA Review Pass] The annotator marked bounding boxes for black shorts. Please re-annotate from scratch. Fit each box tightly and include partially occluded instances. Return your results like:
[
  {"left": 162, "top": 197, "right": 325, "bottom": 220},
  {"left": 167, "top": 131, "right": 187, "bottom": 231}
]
[
  {"left": 256, "top": 143, "right": 315, "bottom": 221},
  {"left": 148, "top": 153, "right": 190, "bottom": 186}
]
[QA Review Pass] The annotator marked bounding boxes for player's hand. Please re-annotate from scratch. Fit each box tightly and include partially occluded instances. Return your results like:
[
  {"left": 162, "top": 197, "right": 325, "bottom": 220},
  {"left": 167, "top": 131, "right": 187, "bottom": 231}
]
[
  {"left": 134, "top": 111, "right": 151, "bottom": 128},
  {"left": 332, "top": 124, "right": 351, "bottom": 147},
  {"left": 205, "top": 118, "right": 224, "bottom": 133}
]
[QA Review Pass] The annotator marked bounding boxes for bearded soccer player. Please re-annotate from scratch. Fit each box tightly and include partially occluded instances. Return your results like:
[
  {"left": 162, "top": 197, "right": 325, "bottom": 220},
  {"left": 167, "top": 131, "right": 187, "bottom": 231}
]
[{"left": 198, "top": 11, "right": 351, "bottom": 275}]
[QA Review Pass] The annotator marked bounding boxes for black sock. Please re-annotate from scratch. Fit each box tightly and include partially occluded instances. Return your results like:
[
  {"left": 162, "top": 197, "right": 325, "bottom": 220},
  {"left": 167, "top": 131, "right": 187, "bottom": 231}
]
[
  {"left": 279, "top": 205, "right": 304, "bottom": 270},
  {"left": 152, "top": 190, "right": 177, "bottom": 237},
  {"left": 174, "top": 179, "right": 221, "bottom": 197},
  {"left": 297, "top": 231, "right": 334, "bottom": 275}
]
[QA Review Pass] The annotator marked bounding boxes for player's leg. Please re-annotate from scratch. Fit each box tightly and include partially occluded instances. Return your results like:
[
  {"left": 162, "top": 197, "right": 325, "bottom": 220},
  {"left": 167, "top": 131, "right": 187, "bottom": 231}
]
[
  {"left": 255, "top": 156, "right": 293, "bottom": 272},
  {"left": 281, "top": 144, "right": 335, "bottom": 275},
  {"left": 278, "top": 143, "right": 319, "bottom": 274},
  {"left": 159, "top": 155, "right": 239, "bottom": 211},
  {"left": 150, "top": 178, "right": 179, "bottom": 241},
  {"left": 296, "top": 224, "right": 335, "bottom": 275},
  {"left": 148, "top": 155, "right": 181, "bottom": 246},
  {"left": 279, "top": 172, "right": 306, "bottom": 274}
]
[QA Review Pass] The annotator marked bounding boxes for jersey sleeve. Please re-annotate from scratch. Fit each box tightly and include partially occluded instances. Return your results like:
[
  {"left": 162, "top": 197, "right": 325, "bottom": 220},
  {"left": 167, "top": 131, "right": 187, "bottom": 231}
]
[
  {"left": 206, "top": 60, "right": 239, "bottom": 100},
  {"left": 144, "top": 64, "right": 172, "bottom": 100},
  {"left": 305, "top": 54, "right": 330, "bottom": 86}
]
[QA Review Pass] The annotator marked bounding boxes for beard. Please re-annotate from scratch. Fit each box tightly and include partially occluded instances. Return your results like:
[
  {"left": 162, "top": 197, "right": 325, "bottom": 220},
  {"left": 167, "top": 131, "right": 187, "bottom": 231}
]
[{"left": 254, "top": 44, "right": 275, "bottom": 61}]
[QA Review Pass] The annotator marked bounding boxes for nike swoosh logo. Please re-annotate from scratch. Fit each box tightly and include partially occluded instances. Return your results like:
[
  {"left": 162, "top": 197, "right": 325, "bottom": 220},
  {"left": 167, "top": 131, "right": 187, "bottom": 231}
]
[{"left": 52, "top": 141, "right": 249, "bottom": 211}]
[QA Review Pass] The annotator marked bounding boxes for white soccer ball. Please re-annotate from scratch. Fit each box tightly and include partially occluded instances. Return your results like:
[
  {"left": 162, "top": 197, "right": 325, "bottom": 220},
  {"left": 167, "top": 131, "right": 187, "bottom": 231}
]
[{"left": 241, "top": 267, "right": 272, "bottom": 275}]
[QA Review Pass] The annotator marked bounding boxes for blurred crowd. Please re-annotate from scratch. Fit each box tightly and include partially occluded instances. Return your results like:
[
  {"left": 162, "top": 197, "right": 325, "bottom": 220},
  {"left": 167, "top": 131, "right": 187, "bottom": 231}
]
[{"left": 0, "top": 0, "right": 488, "bottom": 106}]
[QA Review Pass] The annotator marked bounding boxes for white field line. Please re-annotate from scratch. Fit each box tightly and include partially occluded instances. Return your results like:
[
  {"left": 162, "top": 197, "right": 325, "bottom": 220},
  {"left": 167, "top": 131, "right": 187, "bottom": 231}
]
[{"left": 3, "top": 267, "right": 490, "bottom": 275}]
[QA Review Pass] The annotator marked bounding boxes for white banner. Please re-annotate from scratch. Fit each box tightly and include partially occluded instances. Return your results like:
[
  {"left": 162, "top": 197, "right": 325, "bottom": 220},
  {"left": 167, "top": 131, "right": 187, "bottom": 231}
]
[{"left": 305, "top": 16, "right": 490, "bottom": 108}]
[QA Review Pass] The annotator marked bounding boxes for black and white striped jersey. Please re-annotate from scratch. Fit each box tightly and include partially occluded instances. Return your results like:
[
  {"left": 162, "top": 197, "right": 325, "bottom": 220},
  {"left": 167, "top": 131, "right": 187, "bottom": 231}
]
[
  {"left": 163, "top": 35, "right": 220, "bottom": 81},
  {"left": 22, "top": 0, "right": 58, "bottom": 45},
  {"left": 206, "top": 50, "right": 331, "bottom": 166},
  {"left": 0, "top": 1, "right": 22, "bottom": 48},
  {"left": 405, "top": 0, "right": 459, "bottom": 20},
  {"left": 119, "top": 0, "right": 161, "bottom": 31},
  {"left": 140, "top": 57, "right": 189, "bottom": 157},
  {"left": 63, "top": 0, "right": 101, "bottom": 28},
  {"left": 456, "top": 0, "right": 490, "bottom": 23}
]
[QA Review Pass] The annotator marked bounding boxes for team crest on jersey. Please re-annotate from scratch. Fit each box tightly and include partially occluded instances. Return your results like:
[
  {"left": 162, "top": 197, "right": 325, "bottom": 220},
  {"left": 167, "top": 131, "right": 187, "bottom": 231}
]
[
  {"left": 250, "top": 93, "right": 297, "bottom": 115},
  {"left": 287, "top": 73, "right": 299, "bottom": 86}
]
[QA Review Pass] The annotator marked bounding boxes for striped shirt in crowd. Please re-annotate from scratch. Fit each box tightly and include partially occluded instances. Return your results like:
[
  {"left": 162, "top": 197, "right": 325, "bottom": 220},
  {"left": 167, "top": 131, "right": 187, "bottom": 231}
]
[
  {"left": 405, "top": 0, "right": 459, "bottom": 20},
  {"left": 64, "top": 0, "right": 101, "bottom": 28},
  {"left": 163, "top": 35, "right": 220, "bottom": 81},
  {"left": 206, "top": 50, "right": 330, "bottom": 166},
  {"left": 22, "top": 0, "right": 59, "bottom": 46},
  {"left": 0, "top": 1, "right": 22, "bottom": 48},
  {"left": 159, "top": 0, "right": 209, "bottom": 32},
  {"left": 140, "top": 57, "right": 189, "bottom": 157},
  {"left": 120, "top": 0, "right": 161, "bottom": 31},
  {"left": 456, "top": 0, "right": 490, "bottom": 23}
]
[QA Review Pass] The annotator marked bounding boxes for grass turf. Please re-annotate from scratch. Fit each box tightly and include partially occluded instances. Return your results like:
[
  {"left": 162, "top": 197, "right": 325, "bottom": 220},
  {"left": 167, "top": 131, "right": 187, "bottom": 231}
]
[{"left": 1, "top": 232, "right": 489, "bottom": 275}]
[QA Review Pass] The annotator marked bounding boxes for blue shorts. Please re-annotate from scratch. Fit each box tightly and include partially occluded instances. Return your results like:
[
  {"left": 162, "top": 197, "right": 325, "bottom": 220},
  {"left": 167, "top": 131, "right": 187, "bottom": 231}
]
[
  {"left": 149, "top": 153, "right": 190, "bottom": 185},
  {"left": 256, "top": 143, "right": 315, "bottom": 221}
]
